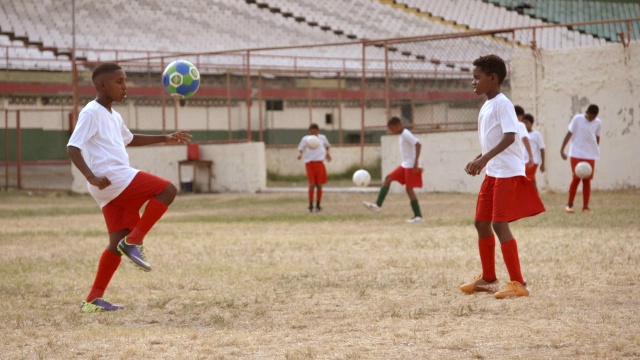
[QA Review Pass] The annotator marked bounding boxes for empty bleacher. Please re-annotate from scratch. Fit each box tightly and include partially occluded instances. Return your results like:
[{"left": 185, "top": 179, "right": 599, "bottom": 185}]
[
  {"left": 484, "top": 0, "right": 640, "bottom": 42},
  {"left": 0, "top": 0, "right": 635, "bottom": 73}
]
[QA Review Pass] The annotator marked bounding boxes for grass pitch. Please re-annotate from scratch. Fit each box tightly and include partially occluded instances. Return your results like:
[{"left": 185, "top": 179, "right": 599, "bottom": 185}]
[{"left": 0, "top": 189, "right": 639, "bottom": 359}]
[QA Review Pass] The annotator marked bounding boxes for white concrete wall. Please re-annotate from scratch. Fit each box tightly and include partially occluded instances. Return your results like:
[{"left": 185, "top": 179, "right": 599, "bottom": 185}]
[
  {"left": 71, "top": 142, "right": 266, "bottom": 194},
  {"left": 381, "top": 132, "right": 484, "bottom": 194},
  {"left": 510, "top": 42, "right": 640, "bottom": 191},
  {"left": 266, "top": 145, "right": 381, "bottom": 176}
]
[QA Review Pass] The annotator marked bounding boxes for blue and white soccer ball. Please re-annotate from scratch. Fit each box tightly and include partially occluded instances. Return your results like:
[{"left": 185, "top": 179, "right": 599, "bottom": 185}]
[{"left": 162, "top": 60, "right": 200, "bottom": 99}]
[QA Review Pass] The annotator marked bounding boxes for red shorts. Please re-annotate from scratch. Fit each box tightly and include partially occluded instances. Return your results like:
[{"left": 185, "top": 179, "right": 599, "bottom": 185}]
[
  {"left": 102, "top": 171, "right": 171, "bottom": 233},
  {"left": 305, "top": 161, "right": 327, "bottom": 185},
  {"left": 570, "top": 157, "right": 595, "bottom": 180},
  {"left": 475, "top": 175, "right": 545, "bottom": 222},
  {"left": 525, "top": 163, "right": 539, "bottom": 182},
  {"left": 388, "top": 165, "right": 423, "bottom": 189}
]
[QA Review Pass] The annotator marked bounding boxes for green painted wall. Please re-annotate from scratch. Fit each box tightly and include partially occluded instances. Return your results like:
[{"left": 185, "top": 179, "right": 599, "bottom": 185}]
[{"left": 0, "top": 128, "right": 386, "bottom": 161}]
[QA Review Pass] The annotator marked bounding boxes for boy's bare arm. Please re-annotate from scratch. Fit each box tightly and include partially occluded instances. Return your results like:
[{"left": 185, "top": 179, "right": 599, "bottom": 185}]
[
  {"left": 560, "top": 131, "right": 572, "bottom": 160},
  {"left": 67, "top": 146, "right": 111, "bottom": 190},
  {"left": 128, "top": 130, "right": 191, "bottom": 147},
  {"left": 413, "top": 142, "right": 421, "bottom": 172},
  {"left": 467, "top": 133, "right": 515, "bottom": 175},
  {"left": 522, "top": 137, "right": 535, "bottom": 165}
]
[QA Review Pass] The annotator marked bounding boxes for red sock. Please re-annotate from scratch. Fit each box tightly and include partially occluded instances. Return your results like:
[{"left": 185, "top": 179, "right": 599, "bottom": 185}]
[
  {"left": 317, "top": 188, "right": 323, "bottom": 203},
  {"left": 126, "top": 197, "right": 168, "bottom": 245},
  {"left": 568, "top": 176, "right": 580, "bottom": 206},
  {"left": 478, "top": 235, "right": 496, "bottom": 282},
  {"left": 501, "top": 239, "right": 525, "bottom": 285},
  {"left": 582, "top": 179, "right": 591, "bottom": 208},
  {"left": 308, "top": 188, "right": 314, "bottom": 203},
  {"left": 86, "top": 250, "right": 121, "bottom": 302}
]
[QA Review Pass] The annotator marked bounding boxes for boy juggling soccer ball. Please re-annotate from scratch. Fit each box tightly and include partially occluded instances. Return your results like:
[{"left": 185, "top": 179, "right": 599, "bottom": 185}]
[
  {"left": 461, "top": 55, "right": 545, "bottom": 299},
  {"left": 297, "top": 123, "right": 331, "bottom": 213},
  {"left": 67, "top": 63, "right": 191, "bottom": 313},
  {"left": 363, "top": 116, "right": 424, "bottom": 223},
  {"left": 560, "top": 104, "right": 601, "bottom": 214}
]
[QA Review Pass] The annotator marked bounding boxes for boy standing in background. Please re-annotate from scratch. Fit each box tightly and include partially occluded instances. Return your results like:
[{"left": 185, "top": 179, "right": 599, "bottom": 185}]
[
  {"left": 298, "top": 123, "right": 331, "bottom": 213},
  {"left": 522, "top": 113, "right": 545, "bottom": 190}
]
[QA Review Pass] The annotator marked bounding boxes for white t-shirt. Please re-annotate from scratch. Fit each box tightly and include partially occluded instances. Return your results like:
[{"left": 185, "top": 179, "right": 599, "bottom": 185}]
[
  {"left": 568, "top": 114, "right": 601, "bottom": 160},
  {"left": 298, "top": 134, "right": 330, "bottom": 163},
  {"left": 67, "top": 100, "right": 139, "bottom": 207},
  {"left": 526, "top": 129, "right": 545, "bottom": 164},
  {"left": 477, "top": 93, "right": 525, "bottom": 178},
  {"left": 517, "top": 122, "right": 530, "bottom": 140},
  {"left": 399, "top": 128, "right": 421, "bottom": 168}
]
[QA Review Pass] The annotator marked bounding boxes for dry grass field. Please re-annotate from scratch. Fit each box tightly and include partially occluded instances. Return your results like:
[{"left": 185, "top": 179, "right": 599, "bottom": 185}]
[{"left": 1, "top": 188, "right": 639, "bottom": 359}]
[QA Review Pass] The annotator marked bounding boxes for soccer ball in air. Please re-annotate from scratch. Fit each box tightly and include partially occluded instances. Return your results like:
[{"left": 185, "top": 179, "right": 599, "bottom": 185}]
[
  {"left": 162, "top": 60, "right": 200, "bottom": 99},
  {"left": 306, "top": 135, "right": 321, "bottom": 149},
  {"left": 352, "top": 169, "right": 371, "bottom": 187},
  {"left": 574, "top": 161, "right": 593, "bottom": 179}
]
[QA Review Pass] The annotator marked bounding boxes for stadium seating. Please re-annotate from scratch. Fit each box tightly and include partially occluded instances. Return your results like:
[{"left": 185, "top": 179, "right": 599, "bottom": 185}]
[
  {"left": 483, "top": 0, "right": 640, "bottom": 42},
  {"left": 0, "top": 0, "right": 635, "bottom": 72},
  {"left": 396, "top": 0, "right": 607, "bottom": 48}
]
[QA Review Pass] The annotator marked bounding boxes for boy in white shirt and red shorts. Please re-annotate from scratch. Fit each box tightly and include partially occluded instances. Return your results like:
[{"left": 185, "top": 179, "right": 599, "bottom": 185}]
[
  {"left": 522, "top": 113, "right": 546, "bottom": 191},
  {"left": 363, "top": 116, "right": 424, "bottom": 223},
  {"left": 298, "top": 123, "right": 331, "bottom": 213},
  {"left": 68, "top": 63, "right": 191, "bottom": 313},
  {"left": 461, "top": 55, "right": 545, "bottom": 299},
  {"left": 560, "top": 104, "right": 601, "bottom": 213}
]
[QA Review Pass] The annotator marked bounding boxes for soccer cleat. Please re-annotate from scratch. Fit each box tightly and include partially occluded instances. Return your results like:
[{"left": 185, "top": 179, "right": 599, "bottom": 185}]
[
  {"left": 406, "top": 216, "right": 424, "bottom": 223},
  {"left": 117, "top": 238, "right": 152, "bottom": 271},
  {"left": 362, "top": 201, "right": 381, "bottom": 213},
  {"left": 315, "top": 205, "right": 322, "bottom": 213},
  {"left": 460, "top": 274, "right": 500, "bottom": 294},
  {"left": 80, "top": 298, "right": 124, "bottom": 313},
  {"left": 582, "top": 208, "right": 592, "bottom": 214},
  {"left": 308, "top": 205, "right": 314, "bottom": 213},
  {"left": 564, "top": 206, "right": 575, "bottom": 213},
  {"left": 494, "top": 281, "right": 529, "bottom": 299}
]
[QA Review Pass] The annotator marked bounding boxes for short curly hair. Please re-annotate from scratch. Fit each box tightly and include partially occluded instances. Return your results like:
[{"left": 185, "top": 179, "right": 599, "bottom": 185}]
[
  {"left": 92, "top": 63, "right": 122, "bottom": 82},
  {"left": 472, "top": 55, "right": 507, "bottom": 84}
]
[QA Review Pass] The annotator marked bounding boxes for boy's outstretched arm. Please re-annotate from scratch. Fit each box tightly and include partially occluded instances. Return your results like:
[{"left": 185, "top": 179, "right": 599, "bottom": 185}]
[
  {"left": 67, "top": 146, "right": 111, "bottom": 190},
  {"left": 128, "top": 130, "right": 191, "bottom": 146},
  {"left": 466, "top": 133, "right": 516, "bottom": 175}
]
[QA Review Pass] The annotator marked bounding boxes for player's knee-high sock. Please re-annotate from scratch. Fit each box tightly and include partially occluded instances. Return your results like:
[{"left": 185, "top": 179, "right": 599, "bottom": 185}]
[
  {"left": 582, "top": 179, "right": 591, "bottom": 209},
  {"left": 567, "top": 176, "right": 580, "bottom": 206},
  {"left": 86, "top": 250, "right": 121, "bottom": 302},
  {"left": 316, "top": 187, "right": 323, "bottom": 207},
  {"left": 410, "top": 199, "right": 422, "bottom": 217},
  {"left": 376, "top": 185, "right": 389, "bottom": 207},
  {"left": 478, "top": 235, "right": 496, "bottom": 282},
  {"left": 126, "top": 197, "right": 168, "bottom": 245},
  {"left": 308, "top": 188, "right": 314, "bottom": 203},
  {"left": 501, "top": 239, "right": 525, "bottom": 285}
]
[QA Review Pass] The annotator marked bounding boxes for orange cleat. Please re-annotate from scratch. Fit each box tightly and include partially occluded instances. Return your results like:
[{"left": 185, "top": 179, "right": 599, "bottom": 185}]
[
  {"left": 494, "top": 281, "right": 529, "bottom": 299},
  {"left": 460, "top": 274, "right": 500, "bottom": 294}
]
